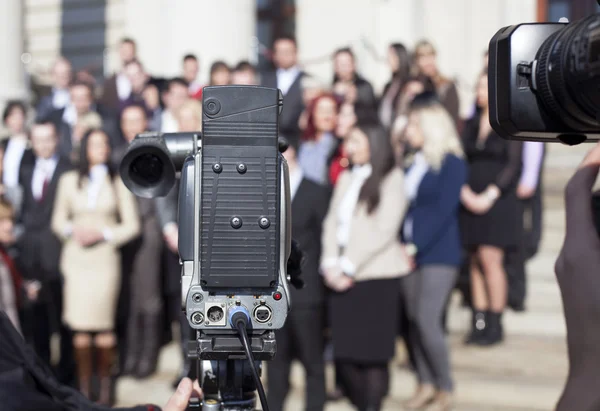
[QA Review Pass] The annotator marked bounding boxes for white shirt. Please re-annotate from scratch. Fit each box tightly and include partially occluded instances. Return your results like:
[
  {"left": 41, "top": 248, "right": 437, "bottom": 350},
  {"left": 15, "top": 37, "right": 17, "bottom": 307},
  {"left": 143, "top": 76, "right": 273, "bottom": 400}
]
[
  {"left": 88, "top": 164, "right": 108, "bottom": 209},
  {"left": 62, "top": 104, "right": 77, "bottom": 126},
  {"left": 336, "top": 164, "right": 372, "bottom": 247},
  {"left": 161, "top": 110, "right": 179, "bottom": 133},
  {"left": 276, "top": 66, "right": 301, "bottom": 96},
  {"left": 402, "top": 152, "right": 430, "bottom": 241},
  {"left": 116, "top": 72, "right": 132, "bottom": 100},
  {"left": 52, "top": 88, "right": 70, "bottom": 109},
  {"left": 3, "top": 137, "right": 28, "bottom": 188},
  {"left": 189, "top": 81, "right": 202, "bottom": 96},
  {"left": 32, "top": 156, "right": 58, "bottom": 201},
  {"left": 518, "top": 141, "right": 544, "bottom": 190},
  {"left": 289, "top": 166, "right": 303, "bottom": 201}
]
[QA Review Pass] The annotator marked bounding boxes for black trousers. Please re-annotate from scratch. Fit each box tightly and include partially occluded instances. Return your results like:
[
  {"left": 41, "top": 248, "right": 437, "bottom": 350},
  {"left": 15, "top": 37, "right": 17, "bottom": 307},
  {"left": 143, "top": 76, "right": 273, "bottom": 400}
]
[
  {"left": 267, "top": 306, "right": 326, "bottom": 411},
  {"left": 22, "top": 278, "right": 75, "bottom": 385},
  {"left": 506, "top": 186, "right": 543, "bottom": 307}
]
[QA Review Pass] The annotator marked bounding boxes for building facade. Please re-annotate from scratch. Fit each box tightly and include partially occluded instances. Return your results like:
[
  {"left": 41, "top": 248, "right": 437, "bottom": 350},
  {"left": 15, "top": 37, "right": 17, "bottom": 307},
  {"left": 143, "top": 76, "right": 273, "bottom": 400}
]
[{"left": 3, "top": 0, "right": 599, "bottom": 116}]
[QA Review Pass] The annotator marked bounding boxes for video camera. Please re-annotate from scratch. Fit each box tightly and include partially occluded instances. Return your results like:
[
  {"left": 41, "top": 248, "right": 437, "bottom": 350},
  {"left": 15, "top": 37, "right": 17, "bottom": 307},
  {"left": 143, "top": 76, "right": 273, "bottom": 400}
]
[
  {"left": 489, "top": 12, "right": 600, "bottom": 143},
  {"left": 120, "top": 86, "right": 297, "bottom": 411}
]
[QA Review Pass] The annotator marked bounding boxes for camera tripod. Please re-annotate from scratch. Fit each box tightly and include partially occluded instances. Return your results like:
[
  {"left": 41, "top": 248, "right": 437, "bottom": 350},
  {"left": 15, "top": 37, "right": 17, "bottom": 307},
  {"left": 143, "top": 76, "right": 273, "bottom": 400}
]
[{"left": 186, "top": 331, "right": 276, "bottom": 411}]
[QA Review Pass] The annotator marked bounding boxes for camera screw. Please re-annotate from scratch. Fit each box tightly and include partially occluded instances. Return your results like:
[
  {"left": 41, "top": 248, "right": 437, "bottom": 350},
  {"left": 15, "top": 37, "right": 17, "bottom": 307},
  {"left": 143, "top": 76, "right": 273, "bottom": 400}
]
[
  {"left": 192, "top": 293, "right": 203, "bottom": 303},
  {"left": 259, "top": 217, "right": 270, "bottom": 229},
  {"left": 268, "top": 323, "right": 273, "bottom": 327},
  {"left": 191, "top": 312, "right": 204, "bottom": 324},
  {"left": 220, "top": 303, "right": 225, "bottom": 308},
  {"left": 212, "top": 163, "right": 222, "bottom": 173},
  {"left": 231, "top": 216, "right": 242, "bottom": 229},
  {"left": 237, "top": 163, "right": 247, "bottom": 174}
]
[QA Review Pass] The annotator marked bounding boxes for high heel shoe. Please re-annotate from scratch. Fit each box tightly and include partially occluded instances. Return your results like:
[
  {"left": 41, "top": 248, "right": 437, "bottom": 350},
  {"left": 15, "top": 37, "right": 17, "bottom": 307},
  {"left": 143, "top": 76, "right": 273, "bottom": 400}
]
[
  {"left": 403, "top": 383, "right": 436, "bottom": 409},
  {"left": 426, "top": 391, "right": 453, "bottom": 411}
]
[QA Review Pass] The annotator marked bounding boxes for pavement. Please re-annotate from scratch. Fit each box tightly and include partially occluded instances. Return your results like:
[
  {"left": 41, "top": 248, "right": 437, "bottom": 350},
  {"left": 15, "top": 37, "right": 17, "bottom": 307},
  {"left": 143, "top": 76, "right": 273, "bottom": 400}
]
[{"left": 115, "top": 142, "right": 591, "bottom": 410}]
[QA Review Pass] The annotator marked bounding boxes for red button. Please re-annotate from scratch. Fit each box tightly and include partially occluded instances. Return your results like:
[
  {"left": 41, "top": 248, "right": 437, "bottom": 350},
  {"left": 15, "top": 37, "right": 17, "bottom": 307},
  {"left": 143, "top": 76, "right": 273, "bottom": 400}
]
[{"left": 273, "top": 292, "right": 282, "bottom": 301}]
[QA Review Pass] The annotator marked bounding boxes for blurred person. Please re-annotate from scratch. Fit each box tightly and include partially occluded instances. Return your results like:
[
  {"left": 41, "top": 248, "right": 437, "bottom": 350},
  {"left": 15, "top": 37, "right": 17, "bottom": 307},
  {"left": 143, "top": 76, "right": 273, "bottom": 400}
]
[
  {"left": 262, "top": 35, "right": 306, "bottom": 141},
  {"left": 505, "top": 141, "right": 546, "bottom": 312},
  {"left": 100, "top": 37, "right": 137, "bottom": 111},
  {"left": 176, "top": 99, "right": 202, "bottom": 132},
  {"left": 267, "top": 139, "right": 330, "bottom": 411},
  {"left": 413, "top": 40, "right": 460, "bottom": 128},
  {"left": 112, "top": 105, "right": 165, "bottom": 379},
  {"left": 0, "top": 200, "right": 23, "bottom": 334},
  {"left": 160, "top": 78, "right": 189, "bottom": 133},
  {"left": 399, "top": 93, "right": 467, "bottom": 410},
  {"left": 328, "top": 102, "right": 357, "bottom": 185},
  {"left": 394, "top": 75, "right": 436, "bottom": 121},
  {"left": 231, "top": 61, "right": 257, "bottom": 85},
  {"left": 379, "top": 43, "right": 411, "bottom": 129},
  {"left": 2, "top": 101, "right": 35, "bottom": 192},
  {"left": 182, "top": 54, "right": 202, "bottom": 97},
  {"left": 321, "top": 122, "right": 408, "bottom": 411},
  {"left": 297, "top": 76, "right": 328, "bottom": 131},
  {"left": 332, "top": 48, "right": 376, "bottom": 110},
  {"left": 36, "top": 57, "right": 72, "bottom": 121},
  {"left": 142, "top": 83, "right": 163, "bottom": 131},
  {"left": 1, "top": 312, "right": 204, "bottom": 411},
  {"left": 55, "top": 81, "right": 104, "bottom": 165},
  {"left": 298, "top": 94, "right": 339, "bottom": 186},
  {"left": 51, "top": 129, "right": 140, "bottom": 404},
  {"left": 17, "top": 121, "right": 73, "bottom": 383},
  {"left": 120, "top": 60, "right": 150, "bottom": 114},
  {"left": 460, "top": 73, "right": 522, "bottom": 346},
  {"left": 208, "top": 61, "right": 231, "bottom": 86}
]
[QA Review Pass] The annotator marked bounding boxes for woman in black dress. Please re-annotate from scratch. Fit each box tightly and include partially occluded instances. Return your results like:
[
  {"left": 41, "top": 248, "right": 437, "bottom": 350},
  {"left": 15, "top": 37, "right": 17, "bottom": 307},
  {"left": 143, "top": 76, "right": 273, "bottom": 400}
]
[{"left": 460, "top": 73, "right": 523, "bottom": 346}]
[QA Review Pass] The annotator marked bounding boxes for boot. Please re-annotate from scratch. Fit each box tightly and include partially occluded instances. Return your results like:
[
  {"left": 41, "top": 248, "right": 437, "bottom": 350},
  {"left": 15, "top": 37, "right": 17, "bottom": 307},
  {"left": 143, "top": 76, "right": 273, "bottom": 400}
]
[
  {"left": 122, "top": 313, "right": 141, "bottom": 376},
  {"left": 426, "top": 391, "right": 454, "bottom": 411},
  {"left": 135, "top": 313, "right": 161, "bottom": 379},
  {"left": 464, "top": 310, "right": 487, "bottom": 345},
  {"left": 96, "top": 346, "right": 115, "bottom": 406},
  {"left": 403, "top": 383, "right": 436, "bottom": 409},
  {"left": 478, "top": 311, "right": 504, "bottom": 346},
  {"left": 74, "top": 345, "right": 92, "bottom": 399}
]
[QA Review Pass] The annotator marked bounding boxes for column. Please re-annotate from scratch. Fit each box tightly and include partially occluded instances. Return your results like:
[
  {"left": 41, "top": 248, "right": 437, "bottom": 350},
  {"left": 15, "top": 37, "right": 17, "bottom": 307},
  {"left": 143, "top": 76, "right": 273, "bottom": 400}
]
[
  {"left": 123, "top": 0, "right": 256, "bottom": 83},
  {"left": 0, "top": 0, "right": 27, "bottom": 108}
]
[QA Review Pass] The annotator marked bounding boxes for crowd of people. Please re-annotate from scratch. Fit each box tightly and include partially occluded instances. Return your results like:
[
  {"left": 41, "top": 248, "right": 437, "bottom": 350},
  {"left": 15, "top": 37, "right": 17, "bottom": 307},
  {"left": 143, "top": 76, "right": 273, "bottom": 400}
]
[{"left": 0, "top": 34, "right": 546, "bottom": 411}]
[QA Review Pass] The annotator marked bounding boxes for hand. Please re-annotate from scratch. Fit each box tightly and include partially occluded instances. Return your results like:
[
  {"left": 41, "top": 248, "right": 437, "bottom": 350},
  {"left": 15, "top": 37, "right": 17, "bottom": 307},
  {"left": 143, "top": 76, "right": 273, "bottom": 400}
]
[
  {"left": 164, "top": 378, "right": 203, "bottom": 411},
  {"left": 73, "top": 227, "right": 104, "bottom": 246},
  {"left": 345, "top": 84, "right": 358, "bottom": 103},
  {"left": 323, "top": 267, "right": 354, "bottom": 292},
  {"left": 517, "top": 183, "right": 536, "bottom": 199},
  {"left": 554, "top": 142, "right": 600, "bottom": 410},
  {"left": 333, "top": 81, "right": 350, "bottom": 96},
  {"left": 24, "top": 281, "right": 41, "bottom": 302},
  {"left": 164, "top": 230, "right": 179, "bottom": 254},
  {"left": 401, "top": 245, "right": 416, "bottom": 272},
  {"left": 469, "top": 194, "right": 494, "bottom": 215}
]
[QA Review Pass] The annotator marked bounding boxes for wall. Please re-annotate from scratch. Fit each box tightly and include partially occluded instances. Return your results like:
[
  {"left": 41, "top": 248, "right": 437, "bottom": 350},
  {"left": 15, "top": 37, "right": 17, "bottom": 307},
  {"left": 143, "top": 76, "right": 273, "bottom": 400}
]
[
  {"left": 296, "top": 0, "right": 537, "bottom": 117},
  {"left": 107, "top": 0, "right": 256, "bottom": 84}
]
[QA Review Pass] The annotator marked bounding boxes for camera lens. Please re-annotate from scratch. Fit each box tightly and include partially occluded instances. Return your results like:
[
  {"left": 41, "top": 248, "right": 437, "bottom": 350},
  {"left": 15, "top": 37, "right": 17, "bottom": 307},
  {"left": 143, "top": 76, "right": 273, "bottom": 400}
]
[
  {"left": 535, "top": 14, "right": 600, "bottom": 131},
  {"left": 129, "top": 153, "right": 164, "bottom": 187}
]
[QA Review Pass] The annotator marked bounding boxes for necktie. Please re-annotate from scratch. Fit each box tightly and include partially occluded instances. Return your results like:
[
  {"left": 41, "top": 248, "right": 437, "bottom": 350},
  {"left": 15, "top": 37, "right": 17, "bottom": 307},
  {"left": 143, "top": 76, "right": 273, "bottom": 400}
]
[{"left": 39, "top": 163, "right": 51, "bottom": 202}]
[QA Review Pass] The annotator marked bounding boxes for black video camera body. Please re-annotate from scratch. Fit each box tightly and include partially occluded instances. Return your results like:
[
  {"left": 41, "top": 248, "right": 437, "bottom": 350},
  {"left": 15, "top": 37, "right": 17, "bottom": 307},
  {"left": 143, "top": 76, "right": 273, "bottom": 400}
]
[
  {"left": 120, "top": 86, "right": 291, "bottom": 362},
  {"left": 489, "top": 13, "right": 600, "bottom": 143}
]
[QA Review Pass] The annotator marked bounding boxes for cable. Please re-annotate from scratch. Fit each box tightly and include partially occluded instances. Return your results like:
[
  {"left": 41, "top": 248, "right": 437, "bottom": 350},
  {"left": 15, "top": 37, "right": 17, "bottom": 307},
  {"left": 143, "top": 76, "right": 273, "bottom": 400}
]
[{"left": 234, "top": 317, "right": 270, "bottom": 411}]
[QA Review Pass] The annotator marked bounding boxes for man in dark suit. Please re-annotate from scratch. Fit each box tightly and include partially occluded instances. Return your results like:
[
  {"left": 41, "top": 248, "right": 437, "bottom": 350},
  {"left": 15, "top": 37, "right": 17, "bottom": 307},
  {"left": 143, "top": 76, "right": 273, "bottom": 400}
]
[
  {"left": 17, "top": 121, "right": 73, "bottom": 383},
  {"left": 35, "top": 57, "right": 72, "bottom": 122},
  {"left": 267, "top": 138, "right": 330, "bottom": 411},
  {"left": 112, "top": 104, "right": 166, "bottom": 378},
  {"left": 261, "top": 36, "right": 306, "bottom": 141},
  {"left": 99, "top": 37, "right": 137, "bottom": 112},
  {"left": 506, "top": 141, "right": 546, "bottom": 312}
]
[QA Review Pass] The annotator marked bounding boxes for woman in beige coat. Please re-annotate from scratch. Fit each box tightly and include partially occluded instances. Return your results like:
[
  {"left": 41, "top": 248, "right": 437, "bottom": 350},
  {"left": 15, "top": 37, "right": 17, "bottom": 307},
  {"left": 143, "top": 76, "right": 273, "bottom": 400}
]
[
  {"left": 321, "top": 121, "right": 409, "bottom": 411},
  {"left": 52, "top": 129, "right": 140, "bottom": 405}
]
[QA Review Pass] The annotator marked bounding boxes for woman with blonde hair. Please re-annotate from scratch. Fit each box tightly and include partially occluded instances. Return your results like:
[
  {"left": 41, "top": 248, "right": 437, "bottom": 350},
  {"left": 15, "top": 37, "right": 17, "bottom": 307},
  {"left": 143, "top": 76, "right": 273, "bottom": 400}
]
[
  {"left": 399, "top": 92, "right": 467, "bottom": 410},
  {"left": 413, "top": 40, "right": 460, "bottom": 128}
]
